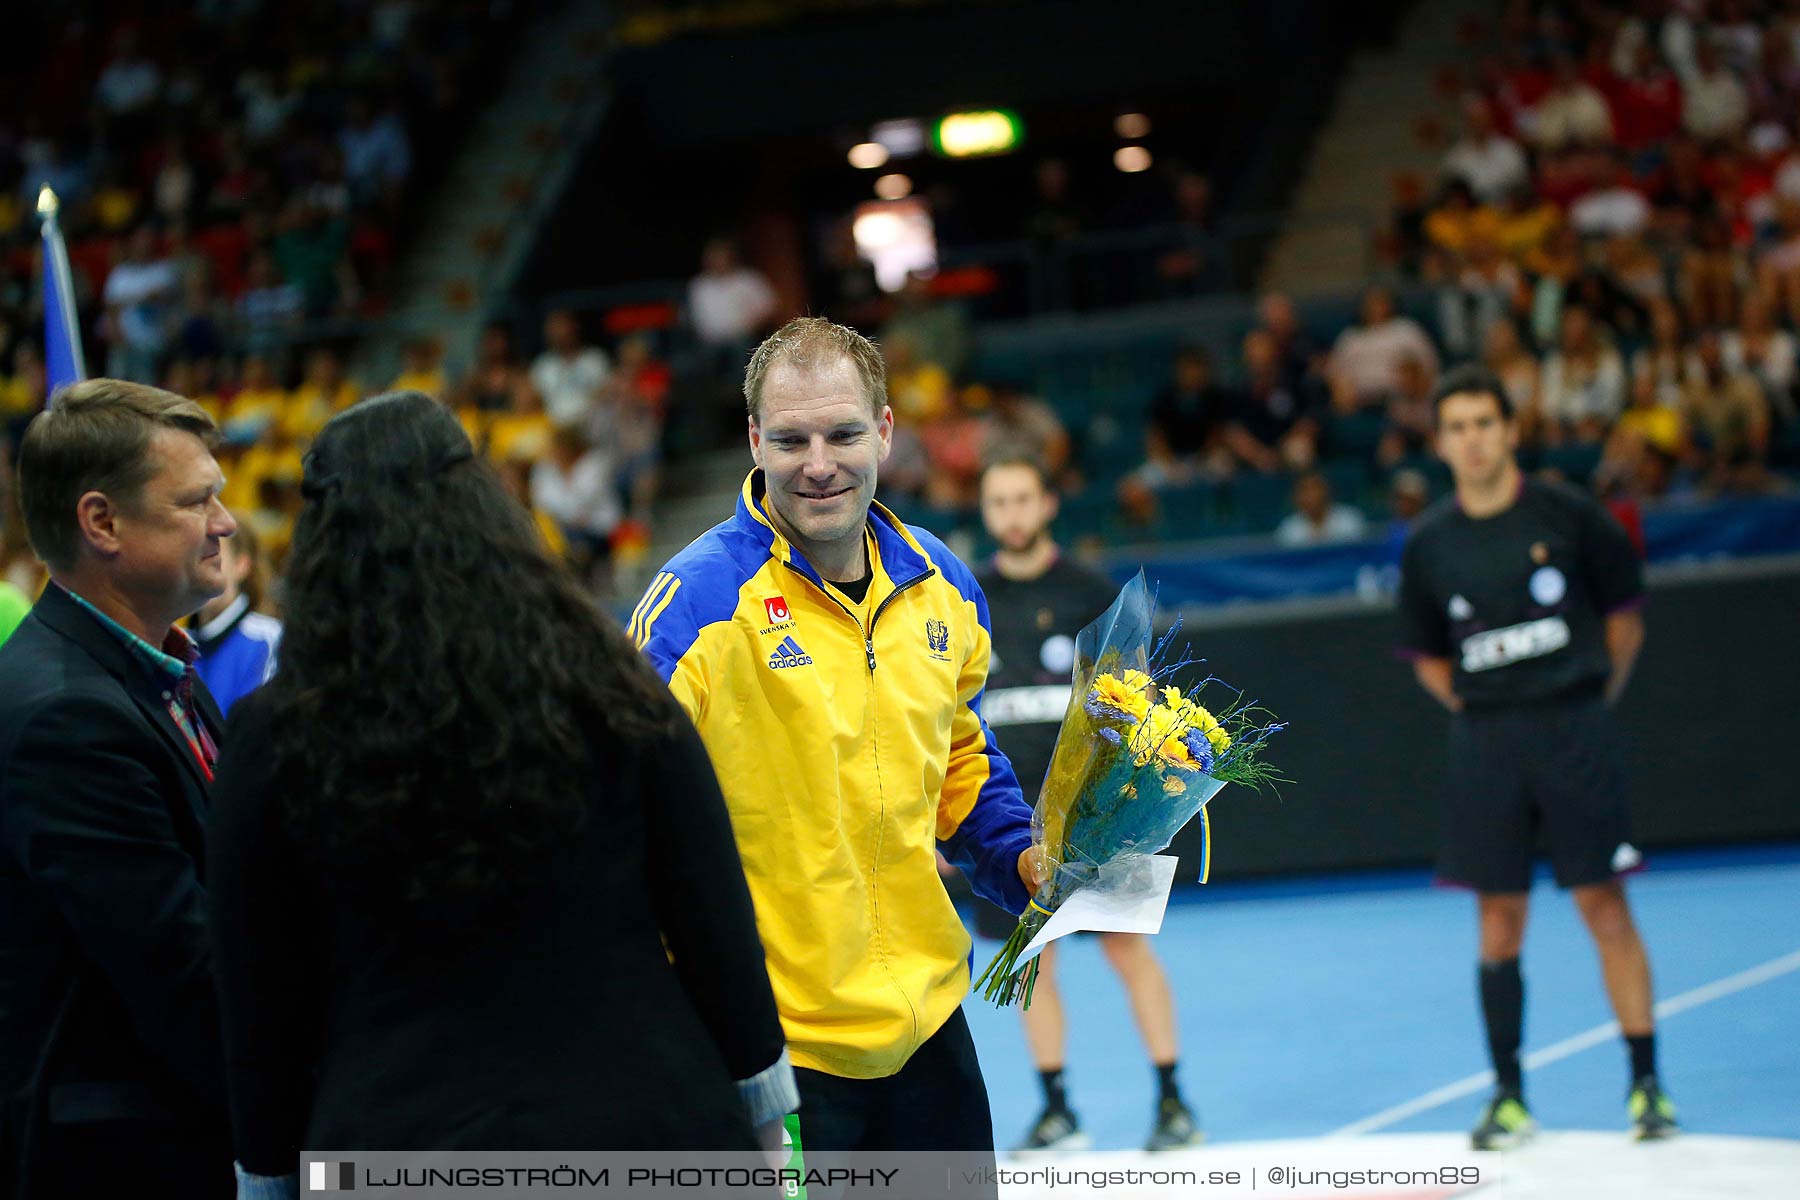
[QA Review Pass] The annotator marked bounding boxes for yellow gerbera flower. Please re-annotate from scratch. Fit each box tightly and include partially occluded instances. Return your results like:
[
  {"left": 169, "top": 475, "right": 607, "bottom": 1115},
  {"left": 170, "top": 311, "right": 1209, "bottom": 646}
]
[
  {"left": 1090, "top": 672, "right": 1152, "bottom": 721},
  {"left": 1119, "top": 669, "right": 1154, "bottom": 693},
  {"left": 1129, "top": 702, "right": 1197, "bottom": 768}
]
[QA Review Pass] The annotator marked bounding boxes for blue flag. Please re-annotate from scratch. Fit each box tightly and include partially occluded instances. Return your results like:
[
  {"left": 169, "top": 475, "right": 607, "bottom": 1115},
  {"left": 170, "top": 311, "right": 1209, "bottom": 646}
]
[{"left": 38, "top": 186, "right": 86, "bottom": 401}]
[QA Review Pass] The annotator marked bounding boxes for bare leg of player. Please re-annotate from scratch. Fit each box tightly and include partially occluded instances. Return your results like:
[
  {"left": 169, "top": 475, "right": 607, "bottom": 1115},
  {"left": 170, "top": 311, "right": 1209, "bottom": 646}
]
[
  {"left": 1100, "top": 933, "right": 1177, "bottom": 1063},
  {"left": 1571, "top": 881, "right": 1654, "bottom": 1034},
  {"left": 1101, "top": 932, "right": 1203, "bottom": 1149}
]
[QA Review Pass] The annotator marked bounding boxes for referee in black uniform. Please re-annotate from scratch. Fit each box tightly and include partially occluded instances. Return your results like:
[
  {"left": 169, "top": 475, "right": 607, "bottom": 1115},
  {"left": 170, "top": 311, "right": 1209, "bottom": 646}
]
[
  {"left": 973, "top": 456, "right": 1204, "bottom": 1154},
  {"left": 1398, "top": 365, "right": 1676, "bottom": 1149}
]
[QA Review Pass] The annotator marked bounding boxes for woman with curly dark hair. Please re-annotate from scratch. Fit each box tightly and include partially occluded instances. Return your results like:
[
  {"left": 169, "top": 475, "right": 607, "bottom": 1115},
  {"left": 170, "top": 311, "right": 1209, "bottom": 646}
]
[{"left": 207, "top": 393, "right": 793, "bottom": 1190}]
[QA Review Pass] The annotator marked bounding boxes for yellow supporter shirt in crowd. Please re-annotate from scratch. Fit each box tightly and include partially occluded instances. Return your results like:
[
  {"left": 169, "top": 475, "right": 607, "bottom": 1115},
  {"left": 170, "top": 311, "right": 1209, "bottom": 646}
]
[
  {"left": 485, "top": 411, "right": 552, "bottom": 462},
  {"left": 281, "top": 380, "right": 359, "bottom": 439},
  {"left": 0, "top": 375, "right": 41, "bottom": 420},
  {"left": 1498, "top": 204, "right": 1562, "bottom": 263},
  {"left": 1617, "top": 405, "right": 1685, "bottom": 456},
  {"left": 221, "top": 443, "right": 305, "bottom": 515},
  {"left": 226, "top": 385, "right": 292, "bottom": 437},
  {"left": 389, "top": 369, "right": 446, "bottom": 399},
  {"left": 888, "top": 362, "right": 953, "bottom": 424}
]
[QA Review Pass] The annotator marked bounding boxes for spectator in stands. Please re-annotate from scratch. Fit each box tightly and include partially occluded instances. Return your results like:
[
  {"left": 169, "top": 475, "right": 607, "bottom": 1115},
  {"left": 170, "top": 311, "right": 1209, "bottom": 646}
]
[
  {"left": 338, "top": 96, "right": 413, "bottom": 212},
  {"left": 1274, "top": 471, "right": 1368, "bottom": 547},
  {"left": 687, "top": 237, "right": 778, "bottom": 367},
  {"left": 1724, "top": 290, "right": 1799, "bottom": 426},
  {"left": 532, "top": 425, "right": 622, "bottom": 569},
  {"left": 190, "top": 520, "right": 280, "bottom": 717},
  {"left": 883, "top": 331, "right": 953, "bottom": 426},
  {"left": 1444, "top": 96, "right": 1532, "bottom": 204},
  {"left": 272, "top": 195, "right": 356, "bottom": 317},
  {"left": 2, "top": 343, "right": 48, "bottom": 446},
  {"left": 917, "top": 386, "right": 987, "bottom": 511},
  {"left": 1682, "top": 329, "right": 1774, "bottom": 493},
  {"left": 881, "top": 271, "right": 971, "bottom": 379},
  {"left": 1679, "top": 213, "right": 1745, "bottom": 330},
  {"left": 1570, "top": 154, "right": 1652, "bottom": 239},
  {"left": 1327, "top": 286, "right": 1439, "bottom": 415},
  {"left": 530, "top": 308, "right": 611, "bottom": 430},
  {"left": 390, "top": 336, "right": 447, "bottom": 399},
  {"left": 1607, "top": 368, "right": 1689, "bottom": 481},
  {"left": 1755, "top": 198, "right": 1800, "bottom": 326},
  {"left": 1438, "top": 231, "right": 1526, "bottom": 360},
  {"left": 103, "top": 224, "right": 179, "bottom": 383},
  {"left": 1530, "top": 56, "right": 1614, "bottom": 151},
  {"left": 596, "top": 335, "right": 669, "bottom": 526},
  {"left": 94, "top": 28, "right": 161, "bottom": 119},
  {"left": 235, "top": 251, "right": 305, "bottom": 355},
  {"left": 1387, "top": 172, "right": 1433, "bottom": 276},
  {"left": 1566, "top": 263, "right": 1651, "bottom": 343},
  {"left": 1602, "top": 232, "right": 1669, "bottom": 309},
  {"left": 1525, "top": 222, "right": 1584, "bottom": 348},
  {"left": 1633, "top": 298, "right": 1695, "bottom": 410},
  {"left": 1483, "top": 316, "right": 1543, "bottom": 441},
  {"left": 1227, "top": 329, "right": 1324, "bottom": 474},
  {"left": 980, "top": 381, "right": 1071, "bottom": 487},
  {"left": 1424, "top": 179, "right": 1501, "bottom": 261},
  {"left": 1610, "top": 39, "right": 1685, "bottom": 155},
  {"left": 1540, "top": 305, "right": 1628, "bottom": 444},
  {"left": 285, "top": 347, "right": 358, "bottom": 441},
  {"left": 1155, "top": 170, "right": 1218, "bottom": 293},
  {"left": 1380, "top": 467, "right": 1432, "bottom": 567},
  {"left": 1119, "top": 347, "right": 1233, "bottom": 524},
  {"left": 457, "top": 321, "right": 532, "bottom": 414},
  {"left": 1380, "top": 353, "right": 1438, "bottom": 470},
  {"left": 1683, "top": 38, "right": 1751, "bottom": 144},
  {"left": 1493, "top": 183, "right": 1563, "bottom": 263},
  {"left": 1256, "top": 291, "right": 1322, "bottom": 388}
]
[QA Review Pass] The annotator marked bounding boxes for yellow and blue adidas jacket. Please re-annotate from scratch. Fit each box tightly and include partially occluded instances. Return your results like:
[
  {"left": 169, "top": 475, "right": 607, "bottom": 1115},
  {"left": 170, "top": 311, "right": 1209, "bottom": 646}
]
[{"left": 632, "top": 471, "right": 1032, "bottom": 1079}]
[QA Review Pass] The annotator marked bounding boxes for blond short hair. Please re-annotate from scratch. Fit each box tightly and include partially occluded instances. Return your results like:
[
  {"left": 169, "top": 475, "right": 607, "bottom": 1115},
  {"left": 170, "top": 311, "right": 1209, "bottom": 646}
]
[
  {"left": 743, "top": 316, "right": 887, "bottom": 420},
  {"left": 17, "top": 379, "right": 217, "bottom": 571}
]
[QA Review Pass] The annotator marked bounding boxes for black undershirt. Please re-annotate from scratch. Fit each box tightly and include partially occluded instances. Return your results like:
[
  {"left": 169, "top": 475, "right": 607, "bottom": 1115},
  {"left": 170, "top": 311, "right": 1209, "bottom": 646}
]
[{"left": 828, "top": 562, "right": 874, "bottom": 606}]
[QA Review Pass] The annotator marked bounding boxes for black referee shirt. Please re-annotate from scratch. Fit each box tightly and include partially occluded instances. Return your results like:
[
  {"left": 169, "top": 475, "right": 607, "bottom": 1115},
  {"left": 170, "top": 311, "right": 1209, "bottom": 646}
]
[
  {"left": 975, "top": 555, "right": 1120, "bottom": 800},
  {"left": 1397, "top": 478, "right": 1644, "bottom": 710}
]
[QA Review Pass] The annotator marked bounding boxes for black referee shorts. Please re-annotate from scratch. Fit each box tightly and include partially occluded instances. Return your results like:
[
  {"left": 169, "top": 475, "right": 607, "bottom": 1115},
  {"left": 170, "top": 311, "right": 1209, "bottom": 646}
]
[{"left": 1439, "top": 694, "right": 1635, "bottom": 893}]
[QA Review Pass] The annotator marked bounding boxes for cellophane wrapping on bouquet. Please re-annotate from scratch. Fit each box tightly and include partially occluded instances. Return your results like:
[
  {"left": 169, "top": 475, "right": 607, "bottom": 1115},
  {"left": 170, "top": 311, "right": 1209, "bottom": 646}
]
[{"left": 974, "top": 571, "right": 1284, "bottom": 1007}]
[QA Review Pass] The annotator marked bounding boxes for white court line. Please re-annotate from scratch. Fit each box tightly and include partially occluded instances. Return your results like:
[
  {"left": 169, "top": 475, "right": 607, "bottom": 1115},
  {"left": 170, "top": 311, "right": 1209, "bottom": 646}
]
[{"left": 1327, "top": 946, "right": 1800, "bottom": 1138}]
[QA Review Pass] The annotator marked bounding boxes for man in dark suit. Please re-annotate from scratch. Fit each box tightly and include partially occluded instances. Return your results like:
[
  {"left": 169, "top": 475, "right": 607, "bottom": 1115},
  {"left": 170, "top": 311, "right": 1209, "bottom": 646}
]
[{"left": 1, "top": 379, "right": 237, "bottom": 1197}]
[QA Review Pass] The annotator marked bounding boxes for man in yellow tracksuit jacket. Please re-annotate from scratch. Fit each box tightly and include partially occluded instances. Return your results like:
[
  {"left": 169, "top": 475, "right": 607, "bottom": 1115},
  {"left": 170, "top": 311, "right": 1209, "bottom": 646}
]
[{"left": 634, "top": 318, "right": 1037, "bottom": 1156}]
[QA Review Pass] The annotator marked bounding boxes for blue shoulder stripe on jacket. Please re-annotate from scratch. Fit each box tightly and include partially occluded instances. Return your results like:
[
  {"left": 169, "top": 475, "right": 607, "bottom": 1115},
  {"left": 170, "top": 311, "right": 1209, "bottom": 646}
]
[{"left": 634, "top": 520, "right": 757, "bottom": 676}]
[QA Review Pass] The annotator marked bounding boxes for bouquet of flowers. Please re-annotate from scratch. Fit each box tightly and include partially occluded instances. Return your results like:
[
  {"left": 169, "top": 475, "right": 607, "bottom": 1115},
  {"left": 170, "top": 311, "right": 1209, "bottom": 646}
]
[{"left": 974, "top": 572, "right": 1284, "bottom": 1007}]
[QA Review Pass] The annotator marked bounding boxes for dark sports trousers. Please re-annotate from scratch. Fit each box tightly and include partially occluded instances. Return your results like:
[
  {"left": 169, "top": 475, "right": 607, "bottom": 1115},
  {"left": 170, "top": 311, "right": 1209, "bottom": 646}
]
[
  {"left": 794, "top": 1008, "right": 997, "bottom": 1199},
  {"left": 1439, "top": 692, "right": 1633, "bottom": 893}
]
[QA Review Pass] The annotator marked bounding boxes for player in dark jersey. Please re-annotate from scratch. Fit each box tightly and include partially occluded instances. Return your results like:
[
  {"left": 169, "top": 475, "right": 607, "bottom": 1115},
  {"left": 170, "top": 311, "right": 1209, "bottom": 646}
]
[
  {"left": 974, "top": 457, "right": 1204, "bottom": 1154},
  {"left": 1398, "top": 365, "right": 1676, "bottom": 1149}
]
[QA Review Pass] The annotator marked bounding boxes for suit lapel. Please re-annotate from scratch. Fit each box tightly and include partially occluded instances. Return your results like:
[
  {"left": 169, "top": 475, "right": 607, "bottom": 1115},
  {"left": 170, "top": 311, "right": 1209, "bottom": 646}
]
[{"left": 128, "top": 684, "right": 213, "bottom": 806}]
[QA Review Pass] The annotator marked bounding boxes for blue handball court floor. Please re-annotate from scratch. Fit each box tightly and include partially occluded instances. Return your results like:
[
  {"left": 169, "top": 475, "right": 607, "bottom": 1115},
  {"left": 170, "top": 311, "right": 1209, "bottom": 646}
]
[{"left": 957, "top": 842, "right": 1800, "bottom": 1194}]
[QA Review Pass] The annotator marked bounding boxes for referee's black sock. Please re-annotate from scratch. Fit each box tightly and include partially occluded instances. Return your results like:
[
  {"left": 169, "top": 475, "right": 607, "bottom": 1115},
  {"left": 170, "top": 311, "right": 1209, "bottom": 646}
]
[
  {"left": 1154, "top": 1060, "right": 1182, "bottom": 1105},
  {"left": 1479, "top": 958, "right": 1525, "bottom": 1093},
  {"left": 1039, "top": 1067, "right": 1069, "bottom": 1114},
  {"left": 1626, "top": 1032, "right": 1658, "bottom": 1082}
]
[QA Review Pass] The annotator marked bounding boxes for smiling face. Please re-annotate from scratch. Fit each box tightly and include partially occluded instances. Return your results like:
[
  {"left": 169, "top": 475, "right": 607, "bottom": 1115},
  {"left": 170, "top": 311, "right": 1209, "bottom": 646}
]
[{"left": 748, "top": 353, "right": 892, "bottom": 569}]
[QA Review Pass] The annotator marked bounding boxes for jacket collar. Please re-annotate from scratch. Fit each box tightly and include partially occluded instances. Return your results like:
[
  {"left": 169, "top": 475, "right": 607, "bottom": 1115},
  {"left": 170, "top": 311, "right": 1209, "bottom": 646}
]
[
  {"left": 31, "top": 582, "right": 143, "bottom": 688},
  {"left": 31, "top": 583, "right": 223, "bottom": 798},
  {"left": 735, "top": 470, "right": 932, "bottom": 590}
]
